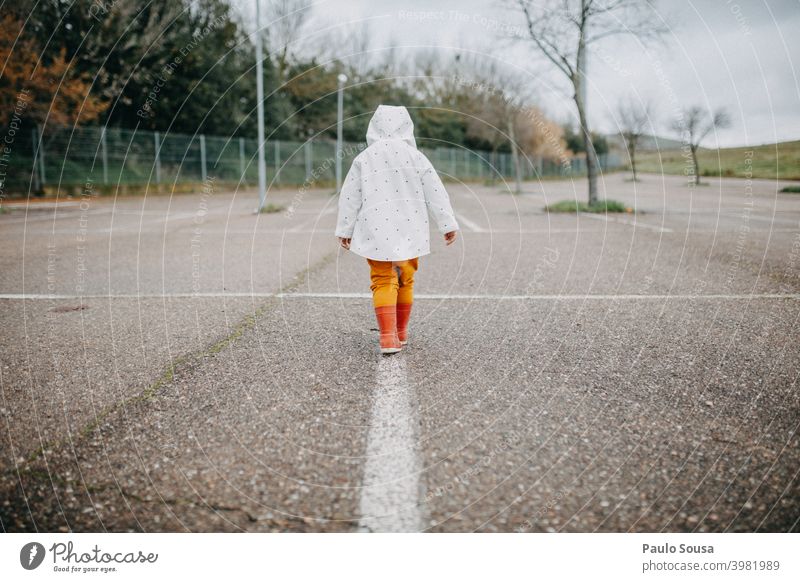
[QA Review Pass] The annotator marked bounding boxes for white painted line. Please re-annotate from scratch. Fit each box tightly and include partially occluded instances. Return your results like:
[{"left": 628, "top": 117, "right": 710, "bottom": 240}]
[
  {"left": 0, "top": 292, "right": 278, "bottom": 299},
  {"left": 0, "top": 209, "right": 112, "bottom": 225},
  {"left": 2, "top": 292, "right": 799, "bottom": 301},
  {"left": 17, "top": 228, "right": 617, "bottom": 236},
  {"left": 280, "top": 292, "right": 800, "bottom": 300},
  {"left": 742, "top": 215, "right": 800, "bottom": 226},
  {"left": 283, "top": 292, "right": 367, "bottom": 299},
  {"left": 2, "top": 202, "right": 83, "bottom": 210},
  {"left": 17, "top": 226, "right": 800, "bottom": 236},
  {"left": 101, "top": 210, "right": 203, "bottom": 233},
  {"left": 579, "top": 212, "right": 673, "bottom": 233},
  {"left": 454, "top": 212, "right": 486, "bottom": 233},
  {"left": 358, "top": 355, "right": 424, "bottom": 532},
  {"left": 282, "top": 208, "right": 338, "bottom": 215}
]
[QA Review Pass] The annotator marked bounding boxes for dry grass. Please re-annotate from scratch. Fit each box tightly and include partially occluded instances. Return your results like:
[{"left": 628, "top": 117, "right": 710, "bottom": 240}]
[{"left": 632, "top": 140, "right": 800, "bottom": 181}]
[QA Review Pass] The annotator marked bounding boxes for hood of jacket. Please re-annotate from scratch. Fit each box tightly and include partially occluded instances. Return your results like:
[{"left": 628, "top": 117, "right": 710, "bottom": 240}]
[{"left": 366, "top": 105, "right": 417, "bottom": 148}]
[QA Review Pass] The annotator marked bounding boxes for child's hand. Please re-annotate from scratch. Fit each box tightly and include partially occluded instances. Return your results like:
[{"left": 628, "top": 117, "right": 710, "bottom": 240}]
[
  {"left": 338, "top": 237, "right": 351, "bottom": 250},
  {"left": 444, "top": 231, "right": 457, "bottom": 246}
]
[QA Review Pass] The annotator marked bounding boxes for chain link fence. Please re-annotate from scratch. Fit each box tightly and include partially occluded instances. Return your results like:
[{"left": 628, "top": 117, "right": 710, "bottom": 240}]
[{"left": 1, "top": 124, "right": 621, "bottom": 196}]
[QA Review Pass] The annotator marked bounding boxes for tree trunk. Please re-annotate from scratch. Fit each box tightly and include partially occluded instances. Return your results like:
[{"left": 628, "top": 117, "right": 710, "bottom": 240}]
[
  {"left": 630, "top": 142, "right": 637, "bottom": 182},
  {"left": 489, "top": 147, "right": 498, "bottom": 185},
  {"left": 575, "top": 95, "right": 599, "bottom": 204},
  {"left": 691, "top": 145, "right": 701, "bottom": 185},
  {"left": 575, "top": 11, "right": 597, "bottom": 205},
  {"left": 508, "top": 120, "right": 522, "bottom": 194}
]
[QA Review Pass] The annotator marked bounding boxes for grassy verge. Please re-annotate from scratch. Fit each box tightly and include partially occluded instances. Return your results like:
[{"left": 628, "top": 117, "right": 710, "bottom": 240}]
[
  {"left": 634, "top": 140, "right": 800, "bottom": 181},
  {"left": 546, "top": 199, "right": 632, "bottom": 213},
  {"left": 780, "top": 185, "right": 800, "bottom": 193}
]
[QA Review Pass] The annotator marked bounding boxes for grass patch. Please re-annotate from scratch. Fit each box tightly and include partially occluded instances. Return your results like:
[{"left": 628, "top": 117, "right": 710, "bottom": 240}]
[
  {"left": 0, "top": 206, "right": 11, "bottom": 214},
  {"left": 780, "top": 185, "right": 800, "bottom": 193},
  {"left": 259, "top": 203, "right": 285, "bottom": 213},
  {"left": 635, "top": 140, "right": 800, "bottom": 181},
  {"left": 546, "top": 199, "right": 632, "bottom": 213}
]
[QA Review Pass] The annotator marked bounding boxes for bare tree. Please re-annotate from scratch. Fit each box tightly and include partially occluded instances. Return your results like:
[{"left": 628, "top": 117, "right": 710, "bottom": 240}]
[
  {"left": 347, "top": 24, "right": 373, "bottom": 77},
  {"left": 616, "top": 97, "right": 653, "bottom": 181},
  {"left": 266, "top": 0, "right": 312, "bottom": 80},
  {"left": 461, "top": 59, "right": 534, "bottom": 192},
  {"left": 309, "top": 22, "right": 373, "bottom": 75},
  {"left": 671, "top": 106, "right": 731, "bottom": 185},
  {"left": 514, "top": 0, "right": 665, "bottom": 203}
]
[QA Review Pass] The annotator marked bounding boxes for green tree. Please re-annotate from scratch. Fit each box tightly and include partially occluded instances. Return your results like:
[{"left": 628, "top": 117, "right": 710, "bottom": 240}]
[{"left": 564, "top": 125, "right": 608, "bottom": 156}]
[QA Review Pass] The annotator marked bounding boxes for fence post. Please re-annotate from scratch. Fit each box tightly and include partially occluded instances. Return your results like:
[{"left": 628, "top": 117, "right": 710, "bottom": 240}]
[
  {"left": 200, "top": 134, "right": 207, "bottom": 182},
  {"left": 30, "top": 127, "right": 40, "bottom": 191},
  {"left": 33, "top": 124, "right": 46, "bottom": 187},
  {"left": 274, "top": 140, "right": 280, "bottom": 184},
  {"left": 101, "top": 127, "right": 108, "bottom": 184},
  {"left": 153, "top": 131, "right": 161, "bottom": 184},
  {"left": 304, "top": 140, "right": 312, "bottom": 181},
  {"left": 238, "top": 137, "right": 245, "bottom": 183}
]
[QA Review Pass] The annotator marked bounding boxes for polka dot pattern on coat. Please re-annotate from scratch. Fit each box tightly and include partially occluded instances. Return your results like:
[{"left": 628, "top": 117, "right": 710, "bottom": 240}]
[{"left": 334, "top": 105, "right": 459, "bottom": 261}]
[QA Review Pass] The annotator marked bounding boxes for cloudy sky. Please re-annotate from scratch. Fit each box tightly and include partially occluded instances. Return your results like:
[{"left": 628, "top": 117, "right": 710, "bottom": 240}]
[{"left": 241, "top": 0, "right": 800, "bottom": 147}]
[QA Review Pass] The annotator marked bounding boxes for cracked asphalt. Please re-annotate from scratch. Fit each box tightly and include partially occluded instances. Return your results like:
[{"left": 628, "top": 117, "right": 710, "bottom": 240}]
[{"left": 1, "top": 173, "right": 799, "bottom": 532}]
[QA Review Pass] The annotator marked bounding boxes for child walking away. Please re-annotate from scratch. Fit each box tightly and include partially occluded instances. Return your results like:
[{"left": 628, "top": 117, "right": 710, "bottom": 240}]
[{"left": 335, "top": 105, "right": 459, "bottom": 354}]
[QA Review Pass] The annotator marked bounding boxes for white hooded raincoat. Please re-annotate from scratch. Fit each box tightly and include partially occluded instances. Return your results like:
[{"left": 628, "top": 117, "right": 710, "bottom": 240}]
[{"left": 335, "top": 105, "right": 459, "bottom": 261}]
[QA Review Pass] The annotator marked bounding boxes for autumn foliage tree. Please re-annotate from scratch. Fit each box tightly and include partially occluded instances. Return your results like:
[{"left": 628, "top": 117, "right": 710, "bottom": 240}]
[
  {"left": 2, "top": 1, "right": 566, "bottom": 166},
  {"left": 458, "top": 58, "right": 566, "bottom": 191},
  {"left": 0, "top": 14, "right": 108, "bottom": 128}
]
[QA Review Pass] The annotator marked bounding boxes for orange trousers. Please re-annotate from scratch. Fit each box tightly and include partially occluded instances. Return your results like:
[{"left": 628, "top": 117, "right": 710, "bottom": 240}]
[{"left": 367, "top": 258, "right": 418, "bottom": 308}]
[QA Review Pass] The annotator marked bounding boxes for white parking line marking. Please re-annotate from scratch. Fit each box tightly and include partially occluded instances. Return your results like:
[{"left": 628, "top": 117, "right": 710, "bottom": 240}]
[
  {"left": 579, "top": 212, "right": 673, "bottom": 233},
  {"left": 742, "top": 215, "right": 800, "bottom": 226},
  {"left": 278, "top": 292, "right": 800, "bottom": 300},
  {"left": 0, "top": 209, "right": 112, "bottom": 225},
  {"left": 455, "top": 212, "right": 486, "bottom": 232},
  {"left": 2, "top": 292, "right": 799, "bottom": 300},
  {"left": 16, "top": 226, "right": 799, "bottom": 236},
  {"left": 358, "top": 355, "right": 424, "bottom": 532},
  {"left": 96, "top": 214, "right": 196, "bottom": 233}
]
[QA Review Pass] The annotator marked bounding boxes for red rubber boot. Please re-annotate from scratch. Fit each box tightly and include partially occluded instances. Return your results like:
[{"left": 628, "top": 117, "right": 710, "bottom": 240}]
[
  {"left": 375, "top": 306, "right": 402, "bottom": 354},
  {"left": 396, "top": 303, "right": 412, "bottom": 345}
]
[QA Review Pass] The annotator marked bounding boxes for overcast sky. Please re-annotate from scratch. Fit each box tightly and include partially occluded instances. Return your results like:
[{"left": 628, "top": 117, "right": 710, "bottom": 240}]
[{"left": 241, "top": 0, "right": 800, "bottom": 147}]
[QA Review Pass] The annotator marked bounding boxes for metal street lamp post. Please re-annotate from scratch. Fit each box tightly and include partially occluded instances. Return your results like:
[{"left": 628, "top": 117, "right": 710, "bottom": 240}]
[
  {"left": 335, "top": 73, "right": 347, "bottom": 192},
  {"left": 254, "top": 0, "right": 267, "bottom": 212}
]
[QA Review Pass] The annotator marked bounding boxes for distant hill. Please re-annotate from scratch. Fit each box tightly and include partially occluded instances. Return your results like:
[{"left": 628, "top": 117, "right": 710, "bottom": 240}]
[
  {"left": 606, "top": 133, "right": 685, "bottom": 152},
  {"left": 615, "top": 139, "right": 800, "bottom": 181}
]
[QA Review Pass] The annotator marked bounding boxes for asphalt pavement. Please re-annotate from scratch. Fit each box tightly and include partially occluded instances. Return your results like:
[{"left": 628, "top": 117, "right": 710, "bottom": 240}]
[{"left": 1, "top": 172, "right": 798, "bottom": 532}]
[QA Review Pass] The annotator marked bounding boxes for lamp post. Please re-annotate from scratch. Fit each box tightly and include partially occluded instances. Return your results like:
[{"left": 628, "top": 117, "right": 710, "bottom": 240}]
[
  {"left": 254, "top": 0, "right": 267, "bottom": 212},
  {"left": 335, "top": 73, "right": 347, "bottom": 192}
]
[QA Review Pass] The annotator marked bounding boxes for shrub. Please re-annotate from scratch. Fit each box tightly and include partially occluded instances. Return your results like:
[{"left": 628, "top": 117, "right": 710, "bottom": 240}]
[
  {"left": 545, "top": 199, "right": 631, "bottom": 213},
  {"left": 259, "top": 203, "right": 285, "bottom": 213}
]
